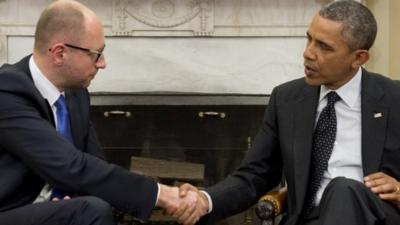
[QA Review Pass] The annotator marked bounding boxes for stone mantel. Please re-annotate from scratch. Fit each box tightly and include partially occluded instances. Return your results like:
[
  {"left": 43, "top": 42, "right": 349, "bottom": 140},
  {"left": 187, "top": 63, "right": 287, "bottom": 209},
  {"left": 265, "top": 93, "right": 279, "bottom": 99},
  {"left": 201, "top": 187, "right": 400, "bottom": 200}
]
[{"left": 0, "top": 0, "right": 337, "bottom": 37}]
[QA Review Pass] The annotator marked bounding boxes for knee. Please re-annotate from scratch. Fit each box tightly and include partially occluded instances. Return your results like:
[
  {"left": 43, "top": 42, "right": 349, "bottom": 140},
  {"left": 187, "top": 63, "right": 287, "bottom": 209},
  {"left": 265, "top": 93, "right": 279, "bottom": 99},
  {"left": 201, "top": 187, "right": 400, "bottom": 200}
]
[
  {"left": 327, "top": 177, "right": 364, "bottom": 191},
  {"left": 78, "top": 196, "right": 112, "bottom": 214},
  {"left": 319, "top": 177, "right": 387, "bottom": 224},
  {"left": 323, "top": 177, "right": 366, "bottom": 199},
  {"left": 74, "top": 196, "right": 114, "bottom": 225}
]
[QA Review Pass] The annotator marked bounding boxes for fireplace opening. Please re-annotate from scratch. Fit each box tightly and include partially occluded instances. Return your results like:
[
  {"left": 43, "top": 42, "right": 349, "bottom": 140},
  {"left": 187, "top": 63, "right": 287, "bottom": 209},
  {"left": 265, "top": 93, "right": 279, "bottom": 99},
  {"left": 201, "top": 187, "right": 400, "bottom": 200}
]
[{"left": 90, "top": 93, "right": 268, "bottom": 225}]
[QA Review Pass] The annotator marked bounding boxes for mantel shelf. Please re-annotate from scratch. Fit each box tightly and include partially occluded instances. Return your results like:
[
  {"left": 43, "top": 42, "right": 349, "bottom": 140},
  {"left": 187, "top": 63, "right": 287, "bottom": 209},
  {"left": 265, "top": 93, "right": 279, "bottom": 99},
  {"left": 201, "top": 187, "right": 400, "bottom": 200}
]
[{"left": 90, "top": 92, "right": 270, "bottom": 106}]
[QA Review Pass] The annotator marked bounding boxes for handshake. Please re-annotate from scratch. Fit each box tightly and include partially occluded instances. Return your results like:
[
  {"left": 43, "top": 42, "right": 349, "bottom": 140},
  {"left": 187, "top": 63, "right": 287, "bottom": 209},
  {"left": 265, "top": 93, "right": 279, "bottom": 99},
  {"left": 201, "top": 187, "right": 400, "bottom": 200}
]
[{"left": 157, "top": 183, "right": 209, "bottom": 225}]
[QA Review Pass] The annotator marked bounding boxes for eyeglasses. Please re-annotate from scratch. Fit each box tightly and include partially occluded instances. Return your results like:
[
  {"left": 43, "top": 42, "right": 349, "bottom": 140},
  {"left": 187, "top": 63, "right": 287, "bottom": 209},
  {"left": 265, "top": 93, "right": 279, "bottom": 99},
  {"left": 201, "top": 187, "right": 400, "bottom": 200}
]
[{"left": 64, "top": 43, "right": 104, "bottom": 62}]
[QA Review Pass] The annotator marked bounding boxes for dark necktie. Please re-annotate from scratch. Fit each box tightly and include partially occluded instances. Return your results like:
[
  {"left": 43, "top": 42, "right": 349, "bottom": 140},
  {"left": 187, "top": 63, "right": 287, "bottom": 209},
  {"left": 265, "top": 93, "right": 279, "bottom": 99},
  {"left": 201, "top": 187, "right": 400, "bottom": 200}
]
[
  {"left": 51, "top": 94, "right": 73, "bottom": 199},
  {"left": 304, "top": 91, "right": 341, "bottom": 215}
]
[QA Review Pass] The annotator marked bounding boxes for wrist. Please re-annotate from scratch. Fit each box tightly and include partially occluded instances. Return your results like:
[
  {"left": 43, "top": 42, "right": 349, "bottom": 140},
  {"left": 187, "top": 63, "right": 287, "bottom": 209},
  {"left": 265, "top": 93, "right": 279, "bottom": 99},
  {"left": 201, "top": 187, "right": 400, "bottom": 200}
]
[{"left": 156, "top": 184, "right": 172, "bottom": 208}]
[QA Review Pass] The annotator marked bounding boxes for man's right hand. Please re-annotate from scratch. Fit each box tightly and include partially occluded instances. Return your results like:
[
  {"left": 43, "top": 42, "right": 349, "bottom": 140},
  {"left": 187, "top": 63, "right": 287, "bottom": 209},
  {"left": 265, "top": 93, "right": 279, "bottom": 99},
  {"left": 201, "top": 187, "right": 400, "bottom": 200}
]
[
  {"left": 155, "top": 183, "right": 209, "bottom": 225},
  {"left": 172, "top": 183, "right": 209, "bottom": 225}
]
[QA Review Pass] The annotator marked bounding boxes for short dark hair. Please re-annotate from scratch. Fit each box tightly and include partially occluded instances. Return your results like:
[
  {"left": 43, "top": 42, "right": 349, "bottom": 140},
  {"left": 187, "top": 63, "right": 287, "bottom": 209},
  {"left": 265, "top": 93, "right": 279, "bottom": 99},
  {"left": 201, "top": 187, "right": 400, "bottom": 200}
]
[{"left": 319, "top": 0, "right": 377, "bottom": 50}]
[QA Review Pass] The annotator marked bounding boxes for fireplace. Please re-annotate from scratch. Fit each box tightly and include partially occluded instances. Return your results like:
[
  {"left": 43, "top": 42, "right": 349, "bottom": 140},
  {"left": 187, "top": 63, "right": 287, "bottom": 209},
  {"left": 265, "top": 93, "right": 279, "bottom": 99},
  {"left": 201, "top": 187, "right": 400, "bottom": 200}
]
[{"left": 90, "top": 92, "right": 268, "bottom": 225}]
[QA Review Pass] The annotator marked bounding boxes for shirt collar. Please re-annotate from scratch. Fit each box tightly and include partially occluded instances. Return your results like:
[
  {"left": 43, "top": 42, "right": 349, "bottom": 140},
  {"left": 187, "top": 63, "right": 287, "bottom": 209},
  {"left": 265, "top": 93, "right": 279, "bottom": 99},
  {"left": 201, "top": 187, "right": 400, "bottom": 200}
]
[
  {"left": 29, "top": 55, "right": 63, "bottom": 106},
  {"left": 319, "top": 67, "right": 362, "bottom": 108}
]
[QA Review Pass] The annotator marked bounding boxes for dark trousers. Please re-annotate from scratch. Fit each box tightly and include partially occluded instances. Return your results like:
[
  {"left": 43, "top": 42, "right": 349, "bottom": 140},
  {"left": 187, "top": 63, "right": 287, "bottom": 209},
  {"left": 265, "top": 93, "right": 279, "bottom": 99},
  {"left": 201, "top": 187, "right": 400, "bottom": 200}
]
[
  {"left": 301, "top": 177, "right": 400, "bottom": 225},
  {"left": 0, "top": 196, "right": 115, "bottom": 225}
]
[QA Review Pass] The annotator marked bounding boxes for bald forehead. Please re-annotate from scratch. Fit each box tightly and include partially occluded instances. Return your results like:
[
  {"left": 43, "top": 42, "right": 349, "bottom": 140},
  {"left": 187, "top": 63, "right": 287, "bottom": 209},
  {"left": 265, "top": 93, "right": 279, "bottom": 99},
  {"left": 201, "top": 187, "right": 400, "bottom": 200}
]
[
  {"left": 45, "top": 0, "right": 94, "bottom": 25},
  {"left": 34, "top": 0, "right": 100, "bottom": 52},
  {"left": 47, "top": 0, "right": 100, "bottom": 37},
  {"left": 49, "top": 0, "right": 89, "bottom": 12}
]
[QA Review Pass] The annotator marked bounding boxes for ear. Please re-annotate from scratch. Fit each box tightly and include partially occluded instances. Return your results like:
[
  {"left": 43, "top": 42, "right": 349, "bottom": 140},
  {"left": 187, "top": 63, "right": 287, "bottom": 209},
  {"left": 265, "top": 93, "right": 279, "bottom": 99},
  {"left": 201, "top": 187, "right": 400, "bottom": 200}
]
[
  {"left": 351, "top": 49, "right": 370, "bottom": 69},
  {"left": 48, "top": 43, "right": 66, "bottom": 66}
]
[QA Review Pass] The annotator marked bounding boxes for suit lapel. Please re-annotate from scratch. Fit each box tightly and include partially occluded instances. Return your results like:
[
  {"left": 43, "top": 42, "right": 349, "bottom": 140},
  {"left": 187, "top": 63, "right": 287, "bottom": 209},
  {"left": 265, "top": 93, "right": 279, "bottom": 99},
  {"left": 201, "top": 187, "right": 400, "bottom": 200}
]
[
  {"left": 361, "top": 71, "right": 388, "bottom": 176},
  {"left": 14, "top": 55, "right": 56, "bottom": 125},
  {"left": 292, "top": 84, "right": 319, "bottom": 213},
  {"left": 11, "top": 56, "right": 83, "bottom": 147}
]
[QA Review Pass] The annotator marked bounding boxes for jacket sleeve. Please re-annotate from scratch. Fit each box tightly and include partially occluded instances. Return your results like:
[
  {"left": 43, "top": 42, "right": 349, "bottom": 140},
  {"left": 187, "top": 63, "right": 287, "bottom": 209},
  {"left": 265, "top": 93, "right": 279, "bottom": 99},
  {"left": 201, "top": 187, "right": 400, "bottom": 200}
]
[
  {"left": 204, "top": 88, "right": 283, "bottom": 223},
  {"left": 0, "top": 90, "right": 158, "bottom": 220}
]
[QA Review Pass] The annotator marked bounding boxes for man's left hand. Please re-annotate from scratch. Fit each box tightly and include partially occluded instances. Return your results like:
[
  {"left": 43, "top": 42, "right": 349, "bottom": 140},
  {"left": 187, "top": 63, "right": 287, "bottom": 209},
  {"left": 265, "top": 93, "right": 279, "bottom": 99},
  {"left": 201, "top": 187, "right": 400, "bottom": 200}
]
[{"left": 364, "top": 172, "right": 400, "bottom": 208}]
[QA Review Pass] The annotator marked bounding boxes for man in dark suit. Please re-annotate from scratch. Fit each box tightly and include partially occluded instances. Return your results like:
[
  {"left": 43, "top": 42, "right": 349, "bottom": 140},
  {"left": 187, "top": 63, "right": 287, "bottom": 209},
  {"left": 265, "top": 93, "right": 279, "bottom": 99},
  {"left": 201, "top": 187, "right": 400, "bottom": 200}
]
[
  {"left": 0, "top": 1, "right": 197, "bottom": 225},
  {"left": 173, "top": 1, "right": 400, "bottom": 225}
]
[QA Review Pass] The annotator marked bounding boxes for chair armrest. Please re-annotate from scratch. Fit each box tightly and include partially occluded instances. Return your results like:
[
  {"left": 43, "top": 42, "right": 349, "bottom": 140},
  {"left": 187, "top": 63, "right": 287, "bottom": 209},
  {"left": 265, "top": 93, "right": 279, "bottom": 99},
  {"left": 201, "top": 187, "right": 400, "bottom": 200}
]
[{"left": 255, "top": 187, "right": 288, "bottom": 223}]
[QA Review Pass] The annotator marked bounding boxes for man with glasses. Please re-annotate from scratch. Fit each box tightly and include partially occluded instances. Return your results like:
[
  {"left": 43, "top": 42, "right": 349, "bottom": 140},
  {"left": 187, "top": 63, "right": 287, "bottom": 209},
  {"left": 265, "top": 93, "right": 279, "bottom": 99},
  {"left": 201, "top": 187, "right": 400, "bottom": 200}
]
[
  {"left": 63, "top": 43, "right": 105, "bottom": 63},
  {"left": 0, "top": 1, "right": 197, "bottom": 225}
]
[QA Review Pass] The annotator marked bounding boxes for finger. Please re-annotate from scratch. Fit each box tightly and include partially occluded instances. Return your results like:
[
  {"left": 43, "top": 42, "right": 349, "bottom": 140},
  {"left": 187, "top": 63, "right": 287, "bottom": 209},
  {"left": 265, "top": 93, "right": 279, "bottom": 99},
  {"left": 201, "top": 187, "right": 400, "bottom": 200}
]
[
  {"left": 395, "top": 184, "right": 400, "bottom": 194},
  {"left": 163, "top": 200, "right": 182, "bottom": 217},
  {"left": 175, "top": 195, "right": 197, "bottom": 222},
  {"left": 365, "top": 178, "right": 383, "bottom": 188},
  {"left": 183, "top": 216, "right": 198, "bottom": 225},
  {"left": 52, "top": 197, "right": 60, "bottom": 201},
  {"left": 164, "top": 206, "right": 178, "bottom": 216},
  {"left": 365, "top": 176, "right": 391, "bottom": 188},
  {"left": 378, "top": 192, "right": 398, "bottom": 201},
  {"left": 177, "top": 204, "right": 196, "bottom": 224},
  {"left": 370, "top": 183, "right": 395, "bottom": 194},
  {"left": 182, "top": 196, "right": 208, "bottom": 225},
  {"left": 183, "top": 210, "right": 200, "bottom": 225},
  {"left": 63, "top": 196, "right": 71, "bottom": 200},
  {"left": 172, "top": 206, "right": 187, "bottom": 219},
  {"left": 364, "top": 172, "right": 386, "bottom": 182}
]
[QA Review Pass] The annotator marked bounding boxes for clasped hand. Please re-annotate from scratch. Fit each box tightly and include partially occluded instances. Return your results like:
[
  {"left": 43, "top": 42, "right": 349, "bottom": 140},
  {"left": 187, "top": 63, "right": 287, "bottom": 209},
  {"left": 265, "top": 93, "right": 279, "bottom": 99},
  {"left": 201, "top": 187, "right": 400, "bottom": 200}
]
[{"left": 157, "top": 183, "right": 209, "bottom": 225}]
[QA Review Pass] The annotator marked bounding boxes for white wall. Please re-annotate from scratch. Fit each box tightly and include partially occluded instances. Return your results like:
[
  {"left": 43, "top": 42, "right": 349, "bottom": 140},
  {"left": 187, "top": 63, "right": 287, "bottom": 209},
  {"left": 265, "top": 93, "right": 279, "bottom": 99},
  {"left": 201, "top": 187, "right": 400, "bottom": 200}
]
[{"left": 1, "top": 0, "right": 332, "bottom": 94}]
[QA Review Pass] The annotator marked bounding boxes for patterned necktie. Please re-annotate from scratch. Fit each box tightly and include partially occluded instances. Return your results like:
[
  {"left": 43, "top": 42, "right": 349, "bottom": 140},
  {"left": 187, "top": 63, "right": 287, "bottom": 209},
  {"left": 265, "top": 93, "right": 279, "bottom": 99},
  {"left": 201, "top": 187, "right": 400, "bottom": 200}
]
[
  {"left": 304, "top": 91, "right": 341, "bottom": 215},
  {"left": 51, "top": 94, "right": 73, "bottom": 199}
]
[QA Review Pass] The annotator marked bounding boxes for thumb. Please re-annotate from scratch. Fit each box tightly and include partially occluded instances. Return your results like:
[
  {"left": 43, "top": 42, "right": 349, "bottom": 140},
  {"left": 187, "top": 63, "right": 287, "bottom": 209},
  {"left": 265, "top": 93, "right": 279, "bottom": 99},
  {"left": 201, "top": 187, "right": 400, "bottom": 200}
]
[{"left": 179, "top": 183, "right": 198, "bottom": 197}]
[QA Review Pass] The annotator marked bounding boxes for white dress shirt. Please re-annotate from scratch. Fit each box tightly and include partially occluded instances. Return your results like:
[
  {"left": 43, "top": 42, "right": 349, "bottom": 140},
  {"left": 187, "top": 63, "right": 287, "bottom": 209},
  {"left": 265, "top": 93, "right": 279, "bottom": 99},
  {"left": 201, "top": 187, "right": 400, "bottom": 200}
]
[
  {"left": 314, "top": 67, "right": 363, "bottom": 205},
  {"left": 29, "top": 55, "right": 63, "bottom": 126}
]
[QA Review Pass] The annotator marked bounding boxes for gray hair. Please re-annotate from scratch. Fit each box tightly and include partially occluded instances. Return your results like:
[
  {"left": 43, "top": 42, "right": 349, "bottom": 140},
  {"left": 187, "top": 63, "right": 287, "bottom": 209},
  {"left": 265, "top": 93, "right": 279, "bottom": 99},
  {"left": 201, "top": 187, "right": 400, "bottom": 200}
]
[{"left": 319, "top": 0, "right": 377, "bottom": 50}]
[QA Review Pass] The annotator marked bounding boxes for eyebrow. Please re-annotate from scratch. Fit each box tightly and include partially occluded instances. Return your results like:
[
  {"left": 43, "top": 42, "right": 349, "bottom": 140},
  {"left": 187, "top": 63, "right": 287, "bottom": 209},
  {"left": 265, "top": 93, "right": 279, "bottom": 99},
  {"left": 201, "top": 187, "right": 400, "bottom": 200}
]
[{"left": 306, "top": 31, "right": 334, "bottom": 50}]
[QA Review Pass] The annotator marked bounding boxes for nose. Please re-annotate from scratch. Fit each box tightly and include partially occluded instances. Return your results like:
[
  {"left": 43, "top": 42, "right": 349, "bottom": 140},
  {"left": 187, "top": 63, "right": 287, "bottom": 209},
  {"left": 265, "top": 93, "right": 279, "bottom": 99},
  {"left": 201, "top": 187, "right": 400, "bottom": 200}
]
[
  {"left": 303, "top": 42, "right": 316, "bottom": 61},
  {"left": 96, "top": 54, "right": 106, "bottom": 69}
]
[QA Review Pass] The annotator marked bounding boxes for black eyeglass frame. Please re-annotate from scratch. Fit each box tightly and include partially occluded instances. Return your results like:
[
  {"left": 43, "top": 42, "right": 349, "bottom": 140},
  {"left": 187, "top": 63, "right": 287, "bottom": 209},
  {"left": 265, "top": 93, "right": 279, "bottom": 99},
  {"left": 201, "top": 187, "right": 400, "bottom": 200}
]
[{"left": 64, "top": 43, "right": 104, "bottom": 62}]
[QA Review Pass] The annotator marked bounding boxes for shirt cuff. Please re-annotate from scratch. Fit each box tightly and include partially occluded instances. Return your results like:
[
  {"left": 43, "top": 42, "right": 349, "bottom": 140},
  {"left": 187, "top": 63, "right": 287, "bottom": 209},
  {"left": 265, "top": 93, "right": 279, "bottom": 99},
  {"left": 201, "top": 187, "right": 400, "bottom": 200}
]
[
  {"left": 200, "top": 190, "right": 213, "bottom": 213},
  {"left": 155, "top": 183, "right": 160, "bottom": 206}
]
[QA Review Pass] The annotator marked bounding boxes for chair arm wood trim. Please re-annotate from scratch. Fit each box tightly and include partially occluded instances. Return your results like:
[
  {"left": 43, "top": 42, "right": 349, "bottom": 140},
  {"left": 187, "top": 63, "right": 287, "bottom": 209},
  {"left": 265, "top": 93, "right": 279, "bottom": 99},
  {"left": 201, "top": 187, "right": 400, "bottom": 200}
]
[{"left": 259, "top": 187, "right": 288, "bottom": 216}]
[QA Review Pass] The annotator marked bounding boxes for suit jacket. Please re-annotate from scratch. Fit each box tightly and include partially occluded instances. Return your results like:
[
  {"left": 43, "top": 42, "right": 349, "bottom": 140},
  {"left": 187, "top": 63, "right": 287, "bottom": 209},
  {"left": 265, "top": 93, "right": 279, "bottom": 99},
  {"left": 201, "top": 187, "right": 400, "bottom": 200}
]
[
  {"left": 204, "top": 69, "right": 400, "bottom": 225},
  {"left": 0, "top": 56, "right": 158, "bottom": 220}
]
